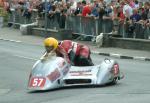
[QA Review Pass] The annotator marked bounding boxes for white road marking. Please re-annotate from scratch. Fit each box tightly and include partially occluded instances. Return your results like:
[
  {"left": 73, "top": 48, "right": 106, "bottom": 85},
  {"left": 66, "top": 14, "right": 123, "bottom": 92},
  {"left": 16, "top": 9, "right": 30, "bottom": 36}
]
[
  {"left": 0, "top": 38, "right": 22, "bottom": 43},
  {"left": 110, "top": 53, "right": 121, "bottom": 58},
  {"left": 0, "top": 89, "right": 11, "bottom": 95},
  {"left": 133, "top": 57, "right": 146, "bottom": 61},
  {"left": 91, "top": 51, "right": 99, "bottom": 54},
  {"left": 13, "top": 55, "right": 37, "bottom": 61},
  {"left": 1, "top": 38, "right": 149, "bottom": 61}
]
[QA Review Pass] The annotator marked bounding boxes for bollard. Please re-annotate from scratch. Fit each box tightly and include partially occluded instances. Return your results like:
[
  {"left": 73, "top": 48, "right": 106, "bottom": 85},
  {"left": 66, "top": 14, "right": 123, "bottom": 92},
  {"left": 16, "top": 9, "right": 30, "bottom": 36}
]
[
  {"left": 102, "top": 33, "right": 111, "bottom": 47},
  {"left": 0, "top": 16, "right": 3, "bottom": 28}
]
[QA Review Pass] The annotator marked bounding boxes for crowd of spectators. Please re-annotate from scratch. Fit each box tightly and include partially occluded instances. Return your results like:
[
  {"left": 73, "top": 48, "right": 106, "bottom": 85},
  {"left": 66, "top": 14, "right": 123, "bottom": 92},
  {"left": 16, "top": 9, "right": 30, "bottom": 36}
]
[{"left": 0, "top": 0, "right": 150, "bottom": 38}]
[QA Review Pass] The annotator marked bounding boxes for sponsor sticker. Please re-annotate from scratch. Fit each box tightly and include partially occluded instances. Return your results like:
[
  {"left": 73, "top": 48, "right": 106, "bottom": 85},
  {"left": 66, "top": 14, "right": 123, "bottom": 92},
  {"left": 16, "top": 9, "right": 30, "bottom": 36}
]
[
  {"left": 47, "top": 69, "right": 61, "bottom": 82},
  {"left": 69, "top": 70, "right": 91, "bottom": 73},
  {"left": 70, "top": 70, "right": 92, "bottom": 76}
]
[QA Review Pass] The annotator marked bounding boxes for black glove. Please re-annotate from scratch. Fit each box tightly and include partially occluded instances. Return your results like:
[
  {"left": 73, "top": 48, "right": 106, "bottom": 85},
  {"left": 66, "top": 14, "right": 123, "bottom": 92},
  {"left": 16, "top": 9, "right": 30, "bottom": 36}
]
[{"left": 69, "top": 50, "right": 76, "bottom": 66}]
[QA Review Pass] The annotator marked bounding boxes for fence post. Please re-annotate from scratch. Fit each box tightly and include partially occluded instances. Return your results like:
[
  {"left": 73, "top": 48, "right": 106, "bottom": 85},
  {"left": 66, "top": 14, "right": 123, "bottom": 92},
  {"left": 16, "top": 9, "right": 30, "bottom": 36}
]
[
  {"left": 44, "top": 0, "right": 48, "bottom": 37},
  {"left": 103, "top": 20, "right": 106, "bottom": 33},
  {"left": 65, "top": 16, "right": 67, "bottom": 29},
  {"left": 95, "top": 19, "right": 98, "bottom": 36},
  {"left": 79, "top": 16, "right": 82, "bottom": 34},
  {"left": 0, "top": 16, "right": 3, "bottom": 28},
  {"left": 12, "top": 11, "right": 15, "bottom": 27},
  {"left": 122, "top": 22, "right": 126, "bottom": 38}
]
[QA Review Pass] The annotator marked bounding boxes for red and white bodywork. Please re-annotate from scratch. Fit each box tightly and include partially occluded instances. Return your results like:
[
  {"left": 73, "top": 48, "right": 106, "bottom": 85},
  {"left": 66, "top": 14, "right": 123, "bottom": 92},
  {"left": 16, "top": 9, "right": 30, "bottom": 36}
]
[{"left": 28, "top": 54, "right": 123, "bottom": 91}]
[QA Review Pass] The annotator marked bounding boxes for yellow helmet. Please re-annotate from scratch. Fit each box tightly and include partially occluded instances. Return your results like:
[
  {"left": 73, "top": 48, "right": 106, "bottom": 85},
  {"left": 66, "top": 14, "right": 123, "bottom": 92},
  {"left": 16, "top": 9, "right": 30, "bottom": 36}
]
[{"left": 44, "top": 37, "right": 58, "bottom": 49}]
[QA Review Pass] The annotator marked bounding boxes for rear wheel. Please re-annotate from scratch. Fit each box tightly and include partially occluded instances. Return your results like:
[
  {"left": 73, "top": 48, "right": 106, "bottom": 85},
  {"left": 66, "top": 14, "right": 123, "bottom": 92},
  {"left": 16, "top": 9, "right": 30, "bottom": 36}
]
[{"left": 111, "top": 77, "right": 118, "bottom": 85}]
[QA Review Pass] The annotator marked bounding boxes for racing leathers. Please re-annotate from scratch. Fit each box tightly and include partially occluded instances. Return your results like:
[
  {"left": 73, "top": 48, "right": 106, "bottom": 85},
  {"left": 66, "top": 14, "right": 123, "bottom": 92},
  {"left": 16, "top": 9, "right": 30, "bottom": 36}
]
[{"left": 56, "top": 40, "right": 94, "bottom": 66}]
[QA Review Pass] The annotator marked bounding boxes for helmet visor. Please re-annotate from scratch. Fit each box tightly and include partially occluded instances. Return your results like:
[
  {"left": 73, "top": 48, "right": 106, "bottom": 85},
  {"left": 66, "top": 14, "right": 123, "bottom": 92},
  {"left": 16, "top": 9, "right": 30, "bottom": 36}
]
[{"left": 45, "top": 46, "right": 54, "bottom": 53}]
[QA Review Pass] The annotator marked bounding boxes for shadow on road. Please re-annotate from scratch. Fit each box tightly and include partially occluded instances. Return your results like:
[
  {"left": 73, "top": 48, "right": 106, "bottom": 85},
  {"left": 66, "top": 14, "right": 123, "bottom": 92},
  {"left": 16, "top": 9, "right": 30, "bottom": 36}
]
[{"left": 27, "top": 82, "right": 122, "bottom": 94}]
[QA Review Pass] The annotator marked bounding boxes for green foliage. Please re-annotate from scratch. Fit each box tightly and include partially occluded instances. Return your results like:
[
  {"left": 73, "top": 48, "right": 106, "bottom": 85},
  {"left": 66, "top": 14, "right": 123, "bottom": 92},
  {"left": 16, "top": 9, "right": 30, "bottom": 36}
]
[
  {"left": 0, "top": 7, "right": 8, "bottom": 23},
  {"left": 0, "top": 7, "right": 7, "bottom": 17}
]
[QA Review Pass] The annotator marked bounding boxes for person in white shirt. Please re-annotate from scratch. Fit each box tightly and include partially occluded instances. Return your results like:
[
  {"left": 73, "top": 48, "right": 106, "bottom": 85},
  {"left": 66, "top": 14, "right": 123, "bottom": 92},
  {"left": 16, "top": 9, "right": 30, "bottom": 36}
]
[{"left": 123, "top": 3, "right": 133, "bottom": 19}]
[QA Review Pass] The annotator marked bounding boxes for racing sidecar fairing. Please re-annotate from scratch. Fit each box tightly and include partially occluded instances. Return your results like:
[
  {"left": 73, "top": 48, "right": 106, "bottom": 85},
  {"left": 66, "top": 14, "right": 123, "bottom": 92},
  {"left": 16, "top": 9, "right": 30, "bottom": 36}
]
[{"left": 28, "top": 55, "right": 123, "bottom": 91}]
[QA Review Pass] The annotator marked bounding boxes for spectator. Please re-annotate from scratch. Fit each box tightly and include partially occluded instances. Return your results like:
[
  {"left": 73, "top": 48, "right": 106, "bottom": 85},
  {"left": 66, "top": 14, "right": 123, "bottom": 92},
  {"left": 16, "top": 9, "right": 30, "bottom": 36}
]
[
  {"left": 98, "top": 7, "right": 105, "bottom": 19},
  {"left": 65, "top": 2, "right": 72, "bottom": 15},
  {"left": 0, "top": 0, "right": 4, "bottom": 7},
  {"left": 129, "top": 0, "right": 135, "bottom": 8},
  {"left": 74, "top": 2, "right": 82, "bottom": 16},
  {"left": 141, "top": 2, "right": 149, "bottom": 21},
  {"left": 36, "top": 0, "right": 44, "bottom": 17},
  {"left": 98, "top": 0, "right": 105, "bottom": 19},
  {"left": 3, "top": 0, "right": 10, "bottom": 11},
  {"left": 48, "top": 4, "right": 56, "bottom": 20},
  {"left": 128, "top": 9, "right": 141, "bottom": 38},
  {"left": 134, "top": 0, "right": 139, "bottom": 9},
  {"left": 102, "top": 3, "right": 113, "bottom": 33},
  {"left": 112, "top": 3, "right": 120, "bottom": 34},
  {"left": 18, "top": 0, "right": 25, "bottom": 5},
  {"left": 69, "top": 1, "right": 77, "bottom": 14},
  {"left": 81, "top": 0, "right": 91, "bottom": 17},
  {"left": 21, "top": 0, "right": 33, "bottom": 20},
  {"left": 59, "top": 9, "right": 66, "bottom": 28},
  {"left": 3, "top": 0, "right": 149, "bottom": 39},
  {"left": 123, "top": 0, "right": 133, "bottom": 19},
  {"left": 138, "top": 2, "right": 144, "bottom": 15},
  {"left": 91, "top": 0, "right": 99, "bottom": 17},
  {"left": 11, "top": 0, "right": 20, "bottom": 11},
  {"left": 118, "top": 1, "right": 125, "bottom": 22},
  {"left": 102, "top": 3, "right": 113, "bottom": 20},
  {"left": 130, "top": 8, "right": 141, "bottom": 22}
]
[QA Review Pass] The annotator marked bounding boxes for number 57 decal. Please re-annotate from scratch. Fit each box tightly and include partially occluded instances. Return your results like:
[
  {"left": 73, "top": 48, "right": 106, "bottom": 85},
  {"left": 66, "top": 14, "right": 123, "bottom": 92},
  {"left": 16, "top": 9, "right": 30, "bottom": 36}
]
[{"left": 30, "top": 77, "right": 46, "bottom": 87}]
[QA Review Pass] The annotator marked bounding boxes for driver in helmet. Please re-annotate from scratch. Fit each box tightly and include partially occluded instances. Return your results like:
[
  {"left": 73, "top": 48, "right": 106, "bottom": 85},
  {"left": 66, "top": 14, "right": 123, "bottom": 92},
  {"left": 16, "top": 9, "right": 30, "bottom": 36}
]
[
  {"left": 43, "top": 37, "right": 94, "bottom": 66},
  {"left": 42, "top": 37, "right": 70, "bottom": 63}
]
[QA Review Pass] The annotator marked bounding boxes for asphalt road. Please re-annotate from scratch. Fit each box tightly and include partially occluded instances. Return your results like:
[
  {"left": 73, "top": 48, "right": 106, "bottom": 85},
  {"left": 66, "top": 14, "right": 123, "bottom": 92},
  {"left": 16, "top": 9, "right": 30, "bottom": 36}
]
[{"left": 0, "top": 40, "right": 150, "bottom": 103}]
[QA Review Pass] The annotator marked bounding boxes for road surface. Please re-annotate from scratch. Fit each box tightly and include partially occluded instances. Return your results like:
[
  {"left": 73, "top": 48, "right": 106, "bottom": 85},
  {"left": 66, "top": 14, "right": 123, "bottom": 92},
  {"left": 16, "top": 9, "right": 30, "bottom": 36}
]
[{"left": 0, "top": 40, "right": 150, "bottom": 103}]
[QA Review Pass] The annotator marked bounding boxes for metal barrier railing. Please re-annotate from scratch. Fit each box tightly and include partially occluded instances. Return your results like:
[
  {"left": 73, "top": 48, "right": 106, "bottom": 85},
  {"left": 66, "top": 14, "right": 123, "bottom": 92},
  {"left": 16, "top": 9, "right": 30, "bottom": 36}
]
[
  {"left": 8, "top": 9, "right": 37, "bottom": 26},
  {"left": 134, "top": 23, "right": 150, "bottom": 39},
  {"left": 7, "top": 10, "right": 150, "bottom": 39},
  {"left": 65, "top": 16, "right": 113, "bottom": 37},
  {"left": 81, "top": 17, "right": 97, "bottom": 36},
  {"left": 65, "top": 16, "right": 98, "bottom": 37}
]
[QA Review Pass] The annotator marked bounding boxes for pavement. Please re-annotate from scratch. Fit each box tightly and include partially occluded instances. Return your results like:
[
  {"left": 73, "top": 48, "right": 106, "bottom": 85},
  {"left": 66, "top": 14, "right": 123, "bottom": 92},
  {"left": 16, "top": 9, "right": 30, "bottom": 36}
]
[{"left": 0, "top": 27, "right": 150, "bottom": 61}]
